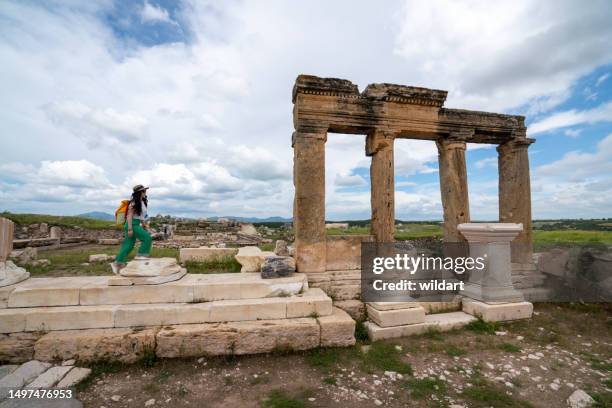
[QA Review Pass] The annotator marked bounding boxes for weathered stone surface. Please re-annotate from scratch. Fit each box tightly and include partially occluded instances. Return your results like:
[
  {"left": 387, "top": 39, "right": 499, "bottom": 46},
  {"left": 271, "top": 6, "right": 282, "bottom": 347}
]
[
  {"left": 462, "top": 299, "right": 533, "bottom": 322},
  {"left": 107, "top": 269, "right": 186, "bottom": 286},
  {"left": 55, "top": 367, "right": 91, "bottom": 388},
  {"left": 9, "top": 277, "right": 106, "bottom": 308},
  {"left": 235, "top": 247, "right": 275, "bottom": 272},
  {"left": 34, "top": 328, "right": 157, "bottom": 363},
  {"left": 23, "top": 305, "right": 116, "bottom": 332},
  {"left": 209, "top": 297, "right": 287, "bottom": 322},
  {"left": 120, "top": 257, "right": 182, "bottom": 277},
  {"left": 286, "top": 288, "right": 332, "bottom": 318},
  {"left": 81, "top": 276, "right": 193, "bottom": 305},
  {"left": 366, "top": 305, "right": 425, "bottom": 327},
  {"left": 0, "top": 365, "right": 18, "bottom": 380},
  {"left": 88, "top": 254, "right": 114, "bottom": 263},
  {"left": 98, "top": 238, "right": 119, "bottom": 245},
  {"left": 156, "top": 317, "right": 320, "bottom": 358},
  {"left": 0, "top": 262, "right": 29, "bottom": 289},
  {"left": 318, "top": 307, "right": 355, "bottom": 347},
  {"left": 325, "top": 235, "right": 372, "bottom": 271},
  {"left": 367, "top": 302, "right": 419, "bottom": 311},
  {"left": 114, "top": 303, "right": 211, "bottom": 328},
  {"left": 26, "top": 365, "right": 72, "bottom": 389},
  {"left": 0, "top": 333, "right": 42, "bottom": 363},
  {"left": 368, "top": 130, "right": 395, "bottom": 243},
  {"left": 365, "top": 311, "right": 476, "bottom": 341},
  {"left": 0, "top": 360, "right": 51, "bottom": 395},
  {"left": 567, "top": 389, "right": 595, "bottom": 408},
  {"left": 0, "top": 308, "right": 26, "bottom": 333},
  {"left": 0, "top": 219, "right": 14, "bottom": 263},
  {"left": 418, "top": 299, "right": 462, "bottom": 314},
  {"left": 179, "top": 247, "right": 238, "bottom": 263},
  {"left": 49, "top": 226, "right": 62, "bottom": 240},
  {"left": 536, "top": 248, "right": 570, "bottom": 278},
  {"left": 333, "top": 300, "right": 365, "bottom": 321},
  {"left": 261, "top": 256, "right": 295, "bottom": 279},
  {"left": 240, "top": 224, "right": 259, "bottom": 236},
  {"left": 437, "top": 138, "right": 470, "bottom": 242},
  {"left": 274, "top": 240, "right": 289, "bottom": 256},
  {"left": 16, "top": 247, "right": 37, "bottom": 264}
]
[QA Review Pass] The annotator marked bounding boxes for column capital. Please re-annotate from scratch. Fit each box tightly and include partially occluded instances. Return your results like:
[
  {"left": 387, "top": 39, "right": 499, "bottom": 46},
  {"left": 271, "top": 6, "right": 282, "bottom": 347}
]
[
  {"left": 496, "top": 137, "right": 535, "bottom": 154},
  {"left": 292, "top": 130, "right": 327, "bottom": 147},
  {"left": 365, "top": 129, "right": 395, "bottom": 156}
]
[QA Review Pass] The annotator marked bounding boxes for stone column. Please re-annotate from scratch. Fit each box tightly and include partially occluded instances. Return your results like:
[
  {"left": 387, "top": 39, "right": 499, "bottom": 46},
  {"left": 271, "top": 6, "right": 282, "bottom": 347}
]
[
  {"left": 293, "top": 129, "right": 327, "bottom": 273},
  {"left": 0, "top": 217, "right": 29, "bottom": 287},
  {"left": 367, "top": 130, "right": 395, "bottom": 243},
  {"left": 497, "top": 138, "right": 534, "bottom": 263},
  {"left": 436, "top": 135, "right": 470, "bottom": 242}
]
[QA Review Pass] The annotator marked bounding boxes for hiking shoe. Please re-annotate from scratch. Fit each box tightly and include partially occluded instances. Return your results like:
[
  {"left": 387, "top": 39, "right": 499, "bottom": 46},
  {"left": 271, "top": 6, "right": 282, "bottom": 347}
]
[{"left": 110, "top": 262, "right": 126, "bottom": 274}]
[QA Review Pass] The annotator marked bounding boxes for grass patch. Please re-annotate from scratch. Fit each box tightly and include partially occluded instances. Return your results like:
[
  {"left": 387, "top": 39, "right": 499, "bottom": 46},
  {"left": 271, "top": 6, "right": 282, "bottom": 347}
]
[
  {"left": 262, "top": 390, "right": 306, "bottom": 408},
  {"left": 137, "top": 345, "right": 158, "bottom": 368},
  {"left": 463, "top": 376, "right": 533, "bottom": 408},
  {"left": 304, "top": 348, "right": 344, "bottom": 370},
  {"left": 420, "top": 327, "right": 444, "bottom": 341},
  {"left": 354, "top": 320, "right": 370, "bottom": 343},
  {"left": 2, "top": 211, "right": 116, "bottom": 230},
  {"left": 322, "top": 376, "right": 337, "bottom": 385},
  {"left": 582, "top": 353, "right": 612, "bottom": 372},
  {"left": 360, "top": 342, "right": 413, "bottom": 375},
  {"left": 404, "top": 377, "right": 447, "bottom": 399},
  {"left": 259, "top": 243, "right": 275, "bottom": 252},
  {"left": 466, "top": 319, "right": 499, "bottom": 334},
  {"left": 497, "top": 343, "right": 522, "bottom": 353},
  {"left": 446, "top": 345, "right": 467, "bottom": 357},
  {"left": 592, "top": 391, "right": 612, "bottom": 408},
  {"left": 533, "top": 230, "right": 612, "bottom": 245},
  {"left": 185, "top": 256, "right": 241, "bottom": 273}
]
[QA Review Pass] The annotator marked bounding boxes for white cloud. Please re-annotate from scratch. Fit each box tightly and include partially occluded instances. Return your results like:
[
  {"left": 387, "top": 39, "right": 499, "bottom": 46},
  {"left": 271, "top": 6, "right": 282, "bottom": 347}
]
[
  {"left": 475, "top": 157, "right": 497, "bottom": 169},
  {"left": 596, "top": 72, "right": 610, "bottom": 87},
  {"left": 529, "top": 101, "right": 612, "bottom": 134},
  {"left": 140, "top": 2, "right": 175, "bottom": 25},
  {"left": 335, "top": 173, "right": 368, "bottom": 187},
  {"left": 563, "top": 128, "right": 582, "bottom": 138}
]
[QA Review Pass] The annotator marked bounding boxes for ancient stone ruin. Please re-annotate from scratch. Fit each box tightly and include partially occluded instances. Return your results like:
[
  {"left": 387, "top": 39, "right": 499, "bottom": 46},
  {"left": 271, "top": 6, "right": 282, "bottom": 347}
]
[{"left": 291, "top": 75, "right": 539, "bottom": 296}]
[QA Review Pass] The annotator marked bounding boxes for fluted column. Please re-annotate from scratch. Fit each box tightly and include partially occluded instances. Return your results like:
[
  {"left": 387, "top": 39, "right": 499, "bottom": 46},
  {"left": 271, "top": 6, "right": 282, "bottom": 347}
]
[
  {"left": 293, "top": 129, "right": 327, "bottom": 273},
  {"left": 497, "top": 138, "right": 534, "bottom": 263},
  {"left": 367, "top": 130, "right": 395, "bottom": 243},
  {"left": 437, "top": 135, "right": 470, "bottom": 242}
]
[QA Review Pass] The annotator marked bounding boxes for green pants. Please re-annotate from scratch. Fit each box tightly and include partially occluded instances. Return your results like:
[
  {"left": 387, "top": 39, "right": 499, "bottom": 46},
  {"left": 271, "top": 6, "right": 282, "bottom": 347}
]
[{"left": 116, "top": 219, "right": 152, "bottom": 263}]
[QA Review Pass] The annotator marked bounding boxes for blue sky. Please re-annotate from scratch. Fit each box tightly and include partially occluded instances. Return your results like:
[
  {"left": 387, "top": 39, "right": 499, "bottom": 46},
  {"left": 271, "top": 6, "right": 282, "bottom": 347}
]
[{"left": 1, "top": 0, "right": 611, "bottom": 220}]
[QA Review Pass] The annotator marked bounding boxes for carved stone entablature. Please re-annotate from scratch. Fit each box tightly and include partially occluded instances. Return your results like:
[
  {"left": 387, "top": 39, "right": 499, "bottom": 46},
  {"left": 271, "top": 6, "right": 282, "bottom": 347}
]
[
  {"left": 292, "top": 75, "right": 359, "bottom": 103},
  {"left": 362, "top": 83, "right": 447, "bottom": 107}
]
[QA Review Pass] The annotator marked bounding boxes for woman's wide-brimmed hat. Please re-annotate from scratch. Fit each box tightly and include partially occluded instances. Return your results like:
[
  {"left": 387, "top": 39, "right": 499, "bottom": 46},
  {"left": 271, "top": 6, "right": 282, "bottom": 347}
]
[{"left": 132, "top": 184, "right": 149, "bottom": 193}]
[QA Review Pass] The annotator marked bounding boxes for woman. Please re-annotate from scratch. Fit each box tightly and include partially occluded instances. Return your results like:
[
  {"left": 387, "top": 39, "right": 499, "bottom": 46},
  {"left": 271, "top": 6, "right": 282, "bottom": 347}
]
[{"left": 111, "top": 184, "right": 153, "bottom": 274}]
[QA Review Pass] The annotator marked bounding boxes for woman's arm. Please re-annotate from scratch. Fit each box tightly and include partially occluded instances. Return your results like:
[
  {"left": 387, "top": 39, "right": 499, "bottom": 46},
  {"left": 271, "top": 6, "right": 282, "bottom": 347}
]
[{"left": 127, "top": 207, "right": 134, "bottom": 237}]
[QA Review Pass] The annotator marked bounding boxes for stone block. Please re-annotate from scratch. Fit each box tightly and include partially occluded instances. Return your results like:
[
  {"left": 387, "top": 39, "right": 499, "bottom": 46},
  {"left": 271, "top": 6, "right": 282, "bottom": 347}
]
[
  {"left": 0, "top": 365, "right": 18, "bottom": 380},
  {"left": 462, "top": 299, "right": 533, "bottom": 322},
  {"left": 26, "top": 365, "right": 72, "bottom": 389},
  {"left": 0, "top": 332, "right": 42, "bottom": 363},
  {"left": 23, "top": 305, "right": 117, "bottom": 331},
  {"left": 55, "top": 367, "right": 91, "bottom": 388},
  {"left": 179, "top": 247, "right": 238, "bottom": 263},
  {"left": 8, "top": 277, "right": 104, "bottom": 308},
  {"left": 318, "top": 307, "right": 355, "bottom": 347},
  {"left": 120, "top": 257, "right": 182, "bottom": 277},
  {"left": 114, "top": 303, "right": 211, "bottom": 327},
  {"left": 0, "top": 309, "right": 26, "bottom": 333},
  {"left": 88, "top": 254, "right": 114, "bottom": 263},
  {"left": 107, "top": 269, "right": 186, "bottom": 286},
  {"left": 328, "top": 284, "right": 360, "bottom": 300},
  {"left": 367, "top": 302, "right": 419, "bottom": 311},
  {"left": 0, "top": 360, "right": 52, "bottom": 395},
  {"left": 274, "top": 240, "right": 289, "bottom": 256},
  {"left": 365, "top": 311, "right": 476, "bottom": 341},
  {"left": 209, "top": 297, "right": 287, "bottom": 322},
  {"left": 334, "top": 299, "right": 365, "bottom": 320},
  {"left": 98, "top": 238, "right": 120, "bottom": 245},
  {"left": 286, "top": 288, "right": 332, "bottom": 318},
  {"left": 80, "top": 278, "right": 193, "bottom": 305},
  {"left": 156, "top": 318, "right": 320, "bottom": 358},
  {"left": 0, "top": 261, "right": 29, "bottom": 289},
  {"left": 34, "top": 328, "right": 157, "bottom": 363},
  {"left": 261, "top": 256, "right": 295, "bottom": 279},
  {"left": 235, "top": 247, "right": 274, "bottom": 272},
  {"left": 424, "top": 311, "right": 477, "bottom": 331},
  {"left": 325, "top": 235, "right": 372, "bottom": 271},
  {"left": 366, "top": 305, "right": 425, "bottom": 327},
  {"left": 536, "top": 249, "right": 570, "bottom": 278}
]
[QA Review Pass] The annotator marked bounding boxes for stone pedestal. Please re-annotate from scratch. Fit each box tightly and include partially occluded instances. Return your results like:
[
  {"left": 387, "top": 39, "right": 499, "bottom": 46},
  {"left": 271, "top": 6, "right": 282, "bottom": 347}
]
[
  {"left": 458, "top": 223, "right": 524, "bottom": 303},
  {"left": 0, "top": 218, "right": 29, "bottom": 287},
  {"left": 108, "top": 257, "right": 186, "bottom": 286}
]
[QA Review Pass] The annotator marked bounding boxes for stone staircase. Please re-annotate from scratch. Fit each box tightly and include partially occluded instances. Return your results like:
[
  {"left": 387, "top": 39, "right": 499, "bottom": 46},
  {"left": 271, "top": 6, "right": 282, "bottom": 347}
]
[{"left": 0, "top": 273, "right": 355, "bottom": 364}]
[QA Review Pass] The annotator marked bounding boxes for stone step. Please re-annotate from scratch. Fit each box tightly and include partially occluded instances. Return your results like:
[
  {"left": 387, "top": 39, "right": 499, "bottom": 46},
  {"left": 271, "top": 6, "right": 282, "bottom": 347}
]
[
  {"left": 5, "top": 273, "right": 308, "bottom": 308},
  {"left": 365, "top": 311, "right": 477, "bottom": 341},
  {"left": 366, "top": 305, "right": 425, "bottom": 327},
  {"left": 32, "top": 308, "right": 355, "bottom": 363},
  {"left": 462, "top": 299, "right": 533, "bottom": 322},
  {"left": 0, "top": 288, "right": 331, "bottom": 333}
]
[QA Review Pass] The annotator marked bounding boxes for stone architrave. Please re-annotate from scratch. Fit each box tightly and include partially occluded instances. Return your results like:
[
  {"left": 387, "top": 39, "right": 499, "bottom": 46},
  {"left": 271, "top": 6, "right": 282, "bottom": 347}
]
[
  {"left": 0, "top": 217, "right": 30, "bottom": 287},
  {"left": 293, "top": 130, "right": 327, "bottom": 273},
  {"left": 367, "top": 130, "right": 395, "bottom": 243},
  {"left": 458, "top": 223, "right": 524, "bottom": 303},
  {"left": 437, "top": 135, "right": 470, "bottom": 242},
  {"left": 498, "top": 138, "right": 534, "bottom": 263}
]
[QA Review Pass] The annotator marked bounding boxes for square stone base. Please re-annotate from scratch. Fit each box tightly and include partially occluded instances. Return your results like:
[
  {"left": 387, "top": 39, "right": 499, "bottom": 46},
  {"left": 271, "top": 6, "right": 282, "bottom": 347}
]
[
  {"left": 462, "top": 299, "right": 533, "bottom": 322},
  {"left": 366, "top": 305, "right": 425, "bottom": 327}
]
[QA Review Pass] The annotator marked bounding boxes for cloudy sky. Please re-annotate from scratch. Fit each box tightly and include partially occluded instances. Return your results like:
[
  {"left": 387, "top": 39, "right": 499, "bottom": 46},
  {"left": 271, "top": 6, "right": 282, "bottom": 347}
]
[{"left": 1, "top": 0, "right": 611, "bottom": 220}]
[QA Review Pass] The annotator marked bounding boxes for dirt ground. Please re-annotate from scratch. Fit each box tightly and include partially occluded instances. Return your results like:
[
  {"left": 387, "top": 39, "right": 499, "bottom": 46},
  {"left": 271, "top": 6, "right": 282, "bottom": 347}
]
[{"left": 76, "top": 303, "right": 612, "bottom": 408}]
